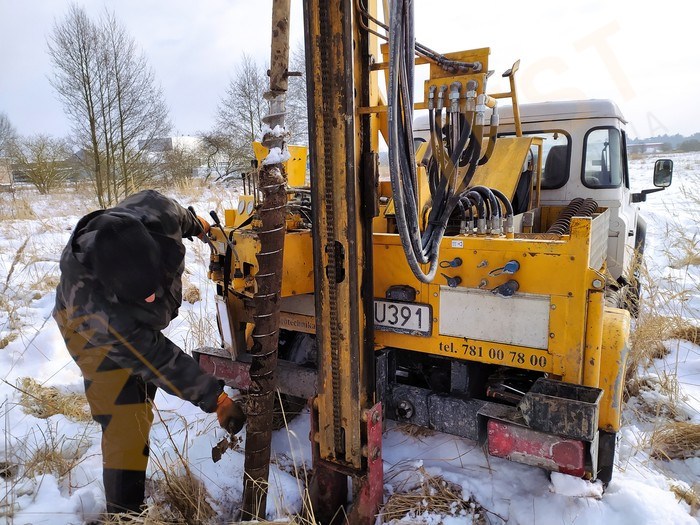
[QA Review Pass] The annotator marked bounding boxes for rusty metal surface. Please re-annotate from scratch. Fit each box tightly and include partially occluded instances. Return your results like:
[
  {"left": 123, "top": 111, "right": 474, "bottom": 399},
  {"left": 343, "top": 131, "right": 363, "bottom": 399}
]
[
  {"left": 304, "top": 0, "right": 372, "bottom": 470},
  {"left": 518, "top": 377, "right": 603, "bottom": 441},
  {"left": 241, "top": 0, "right": 291, "bottom": 518},
  {"left": 196, "top": 352, "right": 318, "bottom": 399},
  {"left": 348, "top": 403, "right": 384, "bottom": 524},
  {"left": 308, "top": 398, "right": 349, "bottom": 524}
]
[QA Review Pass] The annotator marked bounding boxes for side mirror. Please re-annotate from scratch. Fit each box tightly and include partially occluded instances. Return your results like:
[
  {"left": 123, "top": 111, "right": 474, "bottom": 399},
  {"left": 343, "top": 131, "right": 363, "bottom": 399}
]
[{"left": 653, "top": 159, "right": 673, "bottom": 188}]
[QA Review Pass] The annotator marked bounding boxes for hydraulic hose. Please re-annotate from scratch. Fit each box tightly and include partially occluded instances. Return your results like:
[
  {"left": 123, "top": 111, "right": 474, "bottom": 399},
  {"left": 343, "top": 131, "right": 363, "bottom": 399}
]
[
  {"left": 387, "top": 0, "right": 486, "bottom": 282},
  {"left": 490, "top": 188, "right": 514, "bottom": 218}
]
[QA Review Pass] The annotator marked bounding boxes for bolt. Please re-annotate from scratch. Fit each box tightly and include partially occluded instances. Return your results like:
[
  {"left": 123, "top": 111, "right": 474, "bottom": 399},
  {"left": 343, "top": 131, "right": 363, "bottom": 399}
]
[
  {"left": 478, "top": 279, "right": 488, "bottom": 289},
  {"left": 371, "top": 446, "right": 381, "bottom": 460},
  {"left": 372, "top": 411, "right": 380, "bottom": 424},
  {"left": 434, "top": 292, "right": 438, "bottom": 297},
  {"left": 551, "top": 304, "right": 556, "bottom": 310},
  {"left": 396, "top": 400, "right": 414, "bottom": 419},
  {"left": 592, "top": 279, "right": 603, "bottom": 289},
  {"left": 549, "top": 332, "right": 555, "bottom": 338},
  {"left": 477, "top": 260, "right": 488, "bottom": 268}
]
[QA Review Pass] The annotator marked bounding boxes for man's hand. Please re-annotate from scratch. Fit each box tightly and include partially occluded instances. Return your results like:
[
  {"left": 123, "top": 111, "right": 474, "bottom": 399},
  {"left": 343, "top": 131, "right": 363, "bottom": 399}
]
[
  {"left": 197, "top": 216, "right": 211, "bottom": 241},
  {"left": 216, "top": 392, "right": 246, "bottom": 435}
]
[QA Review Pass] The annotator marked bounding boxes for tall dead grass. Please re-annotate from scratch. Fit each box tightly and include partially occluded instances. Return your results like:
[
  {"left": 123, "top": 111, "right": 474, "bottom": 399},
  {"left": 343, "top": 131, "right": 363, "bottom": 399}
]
[
  {"left": 378, "top": 467, "right": 488, "bottom": 524},
  {"left": 16, "top": 377, "right": 91, "bottom": 422},
  {"left": 650, "top": 422, "right": 700, "bottom": 460}
]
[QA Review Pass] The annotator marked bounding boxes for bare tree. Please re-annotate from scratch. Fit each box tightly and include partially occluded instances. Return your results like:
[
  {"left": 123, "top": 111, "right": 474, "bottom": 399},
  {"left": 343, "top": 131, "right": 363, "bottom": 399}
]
[
  {"left": 160, "top": 144, "right": 202, "bottom": 188},
  {"left": 286, "top": 43, "right": 308, "bottom": 146},
  {"left": 47, "top": 5, "right": 105, "bottom": 204},
  {"left": 199, "top": 132, "right": 245, "bottom": 181},
  {"left": 208, "top": 48, "right": 308, "bottom": 179},
  {"left": 0, "top": 112, "right": 17, "bottom": 157},
  {"left": 48, "top": 5, "right": 170, "bottom": 207},
  {"left": 217, "top": 53, "right": 268, "bottom": 147},
  {"left": 11, "top": 135, "right": 74, "bottom": 194}
]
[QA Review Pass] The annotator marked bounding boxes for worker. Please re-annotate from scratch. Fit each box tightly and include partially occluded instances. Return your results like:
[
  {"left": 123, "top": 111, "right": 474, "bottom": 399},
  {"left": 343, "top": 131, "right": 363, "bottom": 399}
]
[{"left": 52, "top": 189, "right": 245, "bottom": 515}]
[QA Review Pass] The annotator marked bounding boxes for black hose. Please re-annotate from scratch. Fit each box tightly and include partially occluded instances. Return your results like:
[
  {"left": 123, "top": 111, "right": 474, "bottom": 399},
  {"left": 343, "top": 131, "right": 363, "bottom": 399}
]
[
  {"left": 462, "top": 190, "right": 485, "bottom": 219},
  {"left": 469, "top": 185, "right": 500, "bottom": 219},
  {"left": 489, "top": 188, "right": 514, "bottom": 217}
]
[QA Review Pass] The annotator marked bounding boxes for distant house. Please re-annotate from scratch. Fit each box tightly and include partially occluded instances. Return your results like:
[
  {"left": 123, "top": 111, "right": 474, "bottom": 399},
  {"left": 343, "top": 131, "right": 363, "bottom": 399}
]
[
  {"left": 138, "top": 135, "right": 202, "bottom": 153},
  {"left": 627, "top": 142, "right": 665, "bottom": 154}
]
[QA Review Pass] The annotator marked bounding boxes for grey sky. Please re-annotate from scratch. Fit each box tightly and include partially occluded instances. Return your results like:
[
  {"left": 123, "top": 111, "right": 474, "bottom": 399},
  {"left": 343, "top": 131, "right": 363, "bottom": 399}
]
[{"left": 1, "top": 0, "right": 697, "bottom": 139}]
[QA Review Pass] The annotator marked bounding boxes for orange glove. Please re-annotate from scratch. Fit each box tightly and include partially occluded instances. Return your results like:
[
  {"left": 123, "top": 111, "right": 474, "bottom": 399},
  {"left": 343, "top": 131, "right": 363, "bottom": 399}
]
[
  {"left": 216, "top": 392, "right": 246, "bottom": 435},
  {"left": 197, "top": 216, "right": 211, "bottom": 240}
]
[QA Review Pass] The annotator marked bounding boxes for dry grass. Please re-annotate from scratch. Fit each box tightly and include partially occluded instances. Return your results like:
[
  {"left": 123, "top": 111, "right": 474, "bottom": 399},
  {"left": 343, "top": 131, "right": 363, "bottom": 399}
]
[
  {"left": 24, "top": 441, "right": 83, "bottom": 480},
  {"left": 17, "top": 377, "right": 92, "bottom": 422},
  {"left": 183, "top": 284, "right": 202, "bottom": 304},
  {"left": 670, "top": 483, "right": 700, "bottom": 515},
  {"left": 0, "top": 332, "right": 18, "bottom": 349},
  {"left": 650, "top": 422, "right": 700, "bottom": 460},
  {"left": 0, "top": 193, "right": 37, "bottom": 220},
  {"left": 147, "top": 469, "right": 217, "bottom": 525},
  {"left": 378, "top": 467, "right": 487, "bottom": 524},
  {"left": 626, "top": 313, "right": 699, "bottom": 397},
  {"left": 0, "top": 461, "right": 16, "bottom": 479},
  {"left": 395, "top": 422, "right": 436, "bottom": 439}
]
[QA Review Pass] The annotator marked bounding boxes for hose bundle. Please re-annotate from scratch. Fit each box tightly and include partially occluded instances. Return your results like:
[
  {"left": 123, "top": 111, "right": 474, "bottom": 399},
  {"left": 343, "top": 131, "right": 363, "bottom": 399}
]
[{"left": 387, "top": 0, "right": 490, "bottom": 283}]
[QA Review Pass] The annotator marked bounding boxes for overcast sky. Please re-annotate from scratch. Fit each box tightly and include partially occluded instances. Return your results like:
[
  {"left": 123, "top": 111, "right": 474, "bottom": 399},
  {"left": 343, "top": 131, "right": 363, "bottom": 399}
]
[{"left": 1, "top": 0, "right": 697, "bottom": 139}]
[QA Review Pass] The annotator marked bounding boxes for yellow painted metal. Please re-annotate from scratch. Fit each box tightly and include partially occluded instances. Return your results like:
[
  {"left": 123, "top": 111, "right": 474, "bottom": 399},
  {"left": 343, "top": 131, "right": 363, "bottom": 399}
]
[
  {"left": 582, "top": 290, "right": 604, "bottom": 387},
  {"left": 214, "top": 205, "right": 629, "bottom": 438},
  {"left": 253, "top": 142, "right": 308, "bottom": 187},
  {"left": 598, "top": 307, "right": 631, "bottom": 432},
  {"left": 304, "top": 0, "right": 369, "bottom": 470},
  {"left": 207, "top": 3, "right": 630, "bottom": 447},
  {"left": 216, "top": 211, "right": 613, "bottom": 391},
  {"left": 224, "top": 208, "right": 237, "bottom": 228},
  {"left": 469, "top": 136, "right": 536, "bottom": 201},
  {"left": 281, "top": 232, "right": 315, "bottom": 297}
]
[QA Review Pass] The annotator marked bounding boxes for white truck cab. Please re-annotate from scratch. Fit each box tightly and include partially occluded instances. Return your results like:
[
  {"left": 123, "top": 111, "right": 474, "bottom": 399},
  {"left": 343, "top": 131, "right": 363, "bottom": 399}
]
[
  {"left": 497, "top": 99, "right": 642, "bottom": 282},
  {"left": 414, "top": 99, "right": 673, "bottom": 304}
]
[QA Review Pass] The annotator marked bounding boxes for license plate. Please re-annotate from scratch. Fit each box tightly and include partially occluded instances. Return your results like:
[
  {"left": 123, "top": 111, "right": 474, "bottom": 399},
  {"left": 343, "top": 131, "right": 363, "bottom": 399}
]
[{"left": 374, "top": 300, "right": 432, "bottom": 336}]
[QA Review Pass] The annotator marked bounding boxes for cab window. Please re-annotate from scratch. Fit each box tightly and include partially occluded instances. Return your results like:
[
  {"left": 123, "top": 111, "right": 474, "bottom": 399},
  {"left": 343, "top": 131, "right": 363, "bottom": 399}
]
[
  {"left": 582, "top": 127, "right": 623, "bottom": 188},
  {"left": 497, "top": 130, "right": 571, "bottom": 190}
]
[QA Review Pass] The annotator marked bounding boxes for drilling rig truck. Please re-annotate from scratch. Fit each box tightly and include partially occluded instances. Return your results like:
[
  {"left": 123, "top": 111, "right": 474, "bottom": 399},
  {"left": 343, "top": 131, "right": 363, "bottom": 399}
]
[{"left": 193, "top": 0, "right": 674, "bottom": 521}]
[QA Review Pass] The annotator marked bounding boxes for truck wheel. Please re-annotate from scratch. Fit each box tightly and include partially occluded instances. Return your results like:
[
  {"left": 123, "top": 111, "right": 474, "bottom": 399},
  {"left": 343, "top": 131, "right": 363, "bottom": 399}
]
[
  {"left": 626, "top": 217, "right": 646, "bottom": 317},
  {"left": 597, "top": 430, "right": 617, "bottom": 485}
]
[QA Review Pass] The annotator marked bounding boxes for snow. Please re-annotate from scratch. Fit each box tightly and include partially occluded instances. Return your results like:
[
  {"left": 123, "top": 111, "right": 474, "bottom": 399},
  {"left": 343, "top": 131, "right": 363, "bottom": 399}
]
[
  {"left": 262, "top": 146, "right": 291, "bottom": 165},
  {"left": 1, "top": 153, "right": 699, "bottom": 523}
]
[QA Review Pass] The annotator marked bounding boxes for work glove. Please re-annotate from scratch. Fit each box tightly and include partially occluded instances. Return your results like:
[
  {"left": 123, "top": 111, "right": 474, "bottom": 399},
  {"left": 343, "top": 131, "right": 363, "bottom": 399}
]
[
  {"left": 216, "top": 392, "right": 246, "bottom": 435},
  {"left": 197, "top": 216, "right": 211, "bottom": 241}
]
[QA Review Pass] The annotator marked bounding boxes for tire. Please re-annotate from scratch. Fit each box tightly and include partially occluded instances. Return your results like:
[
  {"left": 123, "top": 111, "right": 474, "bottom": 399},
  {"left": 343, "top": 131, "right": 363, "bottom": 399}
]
[{"left": 626, "top": 217, "right": 646, "bottom": 317}]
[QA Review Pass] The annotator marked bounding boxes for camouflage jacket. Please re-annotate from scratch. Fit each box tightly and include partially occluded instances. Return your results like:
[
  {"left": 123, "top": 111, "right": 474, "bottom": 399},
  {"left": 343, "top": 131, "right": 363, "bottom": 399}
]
[{"left": 53, "top": 190, "right": 221, "bottom": 413}]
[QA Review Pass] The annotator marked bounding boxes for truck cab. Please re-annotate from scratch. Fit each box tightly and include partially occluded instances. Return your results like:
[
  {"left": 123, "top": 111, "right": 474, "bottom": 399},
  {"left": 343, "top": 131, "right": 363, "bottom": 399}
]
[{"left": 497, "top": 99, "right": 638, "bottom": 283}]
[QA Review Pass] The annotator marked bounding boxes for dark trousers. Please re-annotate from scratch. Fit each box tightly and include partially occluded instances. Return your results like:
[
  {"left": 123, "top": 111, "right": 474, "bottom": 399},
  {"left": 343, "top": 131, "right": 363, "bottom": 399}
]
[{"left": 82, "top": 362, "right": 157, "bottom": 515}]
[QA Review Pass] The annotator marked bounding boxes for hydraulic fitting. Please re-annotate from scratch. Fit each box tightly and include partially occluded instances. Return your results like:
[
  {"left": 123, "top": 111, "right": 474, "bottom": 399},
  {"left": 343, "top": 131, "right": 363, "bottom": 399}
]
[
  {"left": 437, "top": 84, "right": 448, "bottom": 110},
  {"left": 449, "top": 81, "right": 462, "bottom": 113},
  {"left": 492, "top": 279, "right": 519, "bottom": 298}
]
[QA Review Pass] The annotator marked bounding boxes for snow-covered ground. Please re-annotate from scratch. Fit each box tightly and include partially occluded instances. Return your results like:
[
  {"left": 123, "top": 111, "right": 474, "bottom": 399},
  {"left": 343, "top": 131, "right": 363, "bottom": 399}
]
[{"left": 0, "top": 154, "right": 698, "bottom": 524}]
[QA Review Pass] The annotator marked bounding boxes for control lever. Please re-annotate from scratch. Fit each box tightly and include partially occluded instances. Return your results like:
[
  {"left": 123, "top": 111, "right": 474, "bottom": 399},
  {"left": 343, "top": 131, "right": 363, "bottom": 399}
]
[
  {"left": 209, "top": 210, "right": 239, "bottom": 260},
  {"left": 441, "top": 273, "right": 462, "bottom": 288},
  {"left": 187, "top": 205, "right": 218, "bottom": 254}
]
